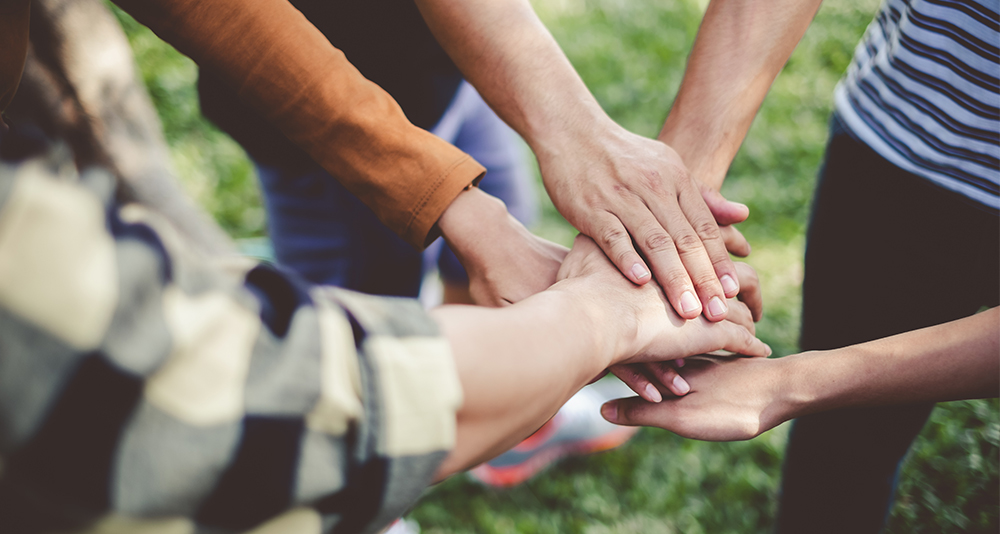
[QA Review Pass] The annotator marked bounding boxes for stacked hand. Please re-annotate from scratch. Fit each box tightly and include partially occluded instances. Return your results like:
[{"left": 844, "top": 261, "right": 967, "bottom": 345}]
[
  {"left": 539, "top": 125, "right": 752, "bottom": 321},
  {"left": 553, "top": 234, "right": 769, "bottom": 369},
  {"left": 610, "top": 260, "right": 763, "bottom": 402}
]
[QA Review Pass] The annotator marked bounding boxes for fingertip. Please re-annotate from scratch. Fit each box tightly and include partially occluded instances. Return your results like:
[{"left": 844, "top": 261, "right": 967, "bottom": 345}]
[
  {"left": 678, "top": 290, "right": 702, "bottom": 317},
  {"left": 729, "top": 201, "right": 750, "bottom": 221},
  {"left": 630, "top": 262, "right": 651, "bottom": 284},
  {"left": 705, "top": 296, "right": 728, "bottom": 321},
  {"left": 720, "top": 273, "right": 740, "bottom": 298},
  {"left": 643, "top": 383, "right": 663, "bottom": 403},
  {"left": 601, "top": 401, "right": 619, "bottom": 424},
  {"left": 671, "top": 374, "right": 691, "bottom": 396}
]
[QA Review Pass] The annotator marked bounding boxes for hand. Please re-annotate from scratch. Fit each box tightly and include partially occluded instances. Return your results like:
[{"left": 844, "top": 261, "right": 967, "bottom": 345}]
[
  {"left": 610, "top": 261, "right": 764, "bottom": 401},
  {"left": 554, "top": 235, "right": 770, "bottom": 366},
  {"left": 539, "top": 123, "right": 746, "bottom": 321},
  {"left": 438, "top": 187, "right": 568, "bottom": 306},
  {"left": 601, "top": 355, "right": 793, "bottom": 441},
  {"left": 701, "top": 187, "right": 752, "bottom": 258}
]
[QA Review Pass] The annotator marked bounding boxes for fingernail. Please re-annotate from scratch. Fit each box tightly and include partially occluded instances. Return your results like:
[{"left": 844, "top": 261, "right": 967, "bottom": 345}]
[
  {"left": 720, "top": 274, "right": 739, "bottom": 295},
  {"left": 672, "top": 375, "right": 691, "bottom": 395},
  {"left": 707, "top": 296, "right": 728, "bottom": 318},
  {"left": 765, "top": 343, "right": 773, "bottom": 357},
  {"left": 631, "top": 263, "right": 650, "bottom": 280},
  {"left": 674, "top": 358, "right": 685, "bottom": 368},
  {"left": 644, "top": 384, "right": 662, "bottom": 403},
  {"left": 680, "top": 291, "right": 700, "bottom": 313},
  {"left": 601, "top": 402, "right": 619, "bottom": 423}
]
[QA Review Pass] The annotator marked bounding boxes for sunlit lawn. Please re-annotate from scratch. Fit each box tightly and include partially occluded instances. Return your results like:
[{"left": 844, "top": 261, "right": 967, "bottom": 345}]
[{"left": 113, "top": 0, "right": 999, "bottom": 531}]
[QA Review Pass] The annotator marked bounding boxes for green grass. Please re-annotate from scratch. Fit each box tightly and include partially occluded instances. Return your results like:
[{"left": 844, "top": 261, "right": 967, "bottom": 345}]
[{"left": 111, "top": 0, "right": 998, "bottom": 531}]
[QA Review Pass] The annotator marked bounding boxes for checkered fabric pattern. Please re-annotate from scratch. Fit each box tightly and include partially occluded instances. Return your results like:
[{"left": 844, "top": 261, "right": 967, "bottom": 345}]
[{"left": 0, "top": 138, "right": 462, "bottom": 534}]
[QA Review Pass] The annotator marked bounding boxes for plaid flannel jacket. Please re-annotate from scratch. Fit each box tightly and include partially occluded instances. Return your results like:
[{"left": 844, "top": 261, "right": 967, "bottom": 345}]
[{"left": 0, "top": 137, "right": 462, "bottom": 534}]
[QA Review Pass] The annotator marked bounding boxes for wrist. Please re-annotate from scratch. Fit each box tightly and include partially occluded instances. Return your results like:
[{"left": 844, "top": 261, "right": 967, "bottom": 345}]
[
  {"left": 544, "top": 276, "right": 636, "bottom": 370},
  {"left": 530, "top": 108, "right": 618, "bottom": 164},
  {"left": 436, "top": 187, "right": 509, "bottom": 251},
  {"left": 539, "top": 277, "right": 620, "bottom": 374},
  {"left": 777, "top": 350, "right": 844, "bottom": 421}
]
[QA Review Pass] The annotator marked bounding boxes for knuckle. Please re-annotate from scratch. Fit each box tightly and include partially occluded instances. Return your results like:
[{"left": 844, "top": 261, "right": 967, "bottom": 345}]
[
  {"left": 643, "top": 231, "right": 675, "bottom": 254},
  {"left": 639, "top": 169, "right": 665, "bottom": 194},
  {"left": 692, "top": 271, "right": 720, "bottom": 290},
  {"left": 671, "top": 167, "right": 693, "bottom": 190},
  {"left": 693, "top": 218, "right": 723, "bottom": 241},
  {"left": 597, "top": 225, "right": 629, "bottom": 249},
  {"left": 673, "top": 231, "right": 703, "bottom": 253},
  {"left": 659, "top": 269, "right": 691, "bottom": 291}
]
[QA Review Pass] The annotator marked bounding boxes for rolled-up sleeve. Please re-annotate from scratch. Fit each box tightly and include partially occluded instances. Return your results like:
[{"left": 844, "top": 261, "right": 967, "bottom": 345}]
[
  {"left": 0, "top": 144, "right": 462, "bottom": 534},
  {"left": 110, "top": 0, "right": 485, "bottom": 248}
]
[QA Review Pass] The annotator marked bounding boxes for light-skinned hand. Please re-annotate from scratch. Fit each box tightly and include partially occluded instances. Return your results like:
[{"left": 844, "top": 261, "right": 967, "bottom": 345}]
[{"left": 540, "top": 125, "right": 749, "bottom": 322}]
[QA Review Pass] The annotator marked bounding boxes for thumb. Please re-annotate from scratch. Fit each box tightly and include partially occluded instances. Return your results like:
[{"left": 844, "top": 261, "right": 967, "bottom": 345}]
[
  {"left": 602, "top": 397, "right": 675, "bottom": 428},
  {"left": 701, "top": 187, "right": 749, "bottom": 226}
]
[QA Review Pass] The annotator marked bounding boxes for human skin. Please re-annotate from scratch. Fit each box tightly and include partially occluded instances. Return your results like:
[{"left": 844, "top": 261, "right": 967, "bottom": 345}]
[
  {"left": 592, "top": 0, "right": 823, "bottom": 401},
  {"left": 435, "top": 187, "right": 568, "bottom": 306},
  {"left": 0, "top": 0, "right": 573, "bottom": 308},
  {"left": 432, "top": 235, "right": 770, "bottom": 478},
  {"left": 611, "top": 260, "right": 764, "bottom": 402},
  {"left": 601, "top": 308, "right": 999, "bottom": 441},
  {"left": 658, "top": 0, "right": 824, "bottom": 191},
  {"left": 415, "top": 0, "right": 753, "bottom": 322}
]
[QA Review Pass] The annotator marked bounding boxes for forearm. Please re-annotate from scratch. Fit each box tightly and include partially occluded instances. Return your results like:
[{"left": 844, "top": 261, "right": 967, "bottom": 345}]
[
  {"left": 431, "top": 280, "right": 614, "bottom": 478},
  {"left": 785, "top": 308, "right": 1000, "bottom": 418},
  {"left": 415, "top": 0, "right": 614, "bottom": 156},
  {"left": 113, "top": 0, "right": 483, "bottom": 248},
  {"left": 659, "top": 0, "right": 822, "bottom": 189}
]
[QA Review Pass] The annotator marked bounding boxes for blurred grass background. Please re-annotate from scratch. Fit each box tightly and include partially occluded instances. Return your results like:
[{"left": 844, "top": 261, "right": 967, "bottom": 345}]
[{"left": 110, "top": 0, "right": 998, "bottom": 532}]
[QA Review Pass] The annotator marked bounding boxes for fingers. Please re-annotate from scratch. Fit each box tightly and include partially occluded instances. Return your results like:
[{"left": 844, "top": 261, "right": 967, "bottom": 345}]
[
  {"left": 611, "top": 362, "right": 692, "bottom": 402},
  {"left": 588, "top": 212, "right": 652, "bottom": 286},
  {"left": 715, "top": 321, "right": 770, "bottom": 357},
  {"left": 725, "top": 299, "right": 756, "bottom": 334},
  {"left": 616, "top": 206, "right": 705, "bottom": 319},
  {"left": 645, "top": 361, "right": 691, "bottom": 396},
  {"left": 721, "top": 225, "right": 751, "bottom": 257},
  {"left": 637, "top": 184, "right": 732, "bottom": 321},
  {"left": 700, "top": 187, "right": 749, "bottom": 226},
  {"left": 601, "top": 395, "right": 677, "bottom": 429},
  {"left": 702, "top": 188, "right": 751, "bottom": 257},
  {"left": 611, "top": 364, "right": 662, "bottom": 402},
  {"left": 663, "top": 319, "right": 770, "bottom": 359},
  {"left": 734, "top": 262, "right": 763, "bottom": 322},
  {"left": 677, "top": 184, "right": 741, "bottom": 302}
]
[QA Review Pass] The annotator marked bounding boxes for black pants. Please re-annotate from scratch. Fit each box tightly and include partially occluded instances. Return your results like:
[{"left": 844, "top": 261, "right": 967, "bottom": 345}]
[{"left": 775, "top": 115, "right": 999, "bottom": 534}]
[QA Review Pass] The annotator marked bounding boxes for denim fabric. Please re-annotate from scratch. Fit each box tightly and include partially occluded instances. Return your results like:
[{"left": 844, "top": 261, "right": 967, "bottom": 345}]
[{"left": 258, "top": 81, "right": 536, "bottom": 296}]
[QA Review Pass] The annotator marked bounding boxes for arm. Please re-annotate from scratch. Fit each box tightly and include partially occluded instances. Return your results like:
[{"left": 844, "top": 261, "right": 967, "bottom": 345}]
[
  {"left": 415, "top": 0, "right": 746, "bottom": 321},
  {"left": 433, "top": 234, "right": 770, "bottom": 476},
  {"left": 603, "top": 308, "right": 1000, "bottom": 441},
  {"left": 111, "top": 0, "right": 484, "bottom": 249},
  {"left": 115, "top": 0, "right": 575, "bottom": 306},
  {"left": 0, "top": 141, "right": 768, "bottom": 531},
  {"left": 658, "top": 0, "right": 824, "bottom": 191}
]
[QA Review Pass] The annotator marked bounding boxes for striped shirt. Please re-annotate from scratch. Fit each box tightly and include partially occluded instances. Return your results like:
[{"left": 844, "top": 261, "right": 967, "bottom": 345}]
[{"left": 834, "top": 0, "right": 1000, "bottom": 212}]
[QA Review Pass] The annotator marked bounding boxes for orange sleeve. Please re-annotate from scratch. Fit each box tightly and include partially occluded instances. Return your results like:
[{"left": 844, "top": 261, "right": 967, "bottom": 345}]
[{"left": 113, "top": 0, "right": 484, "bottom": 248}]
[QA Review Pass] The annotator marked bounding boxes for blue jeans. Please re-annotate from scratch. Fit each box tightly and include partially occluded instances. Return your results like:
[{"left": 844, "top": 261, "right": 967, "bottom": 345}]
[
  {"left": 257, "top": 81, "right": 537, "bottom": 297},
  {"left": 775, "top": 115, "right": 999, "bottom": 533}
]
